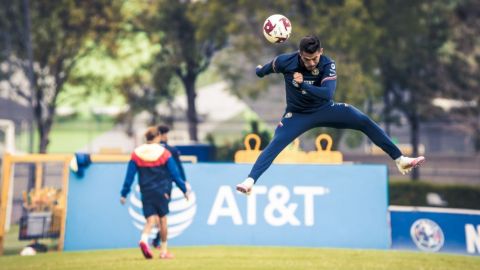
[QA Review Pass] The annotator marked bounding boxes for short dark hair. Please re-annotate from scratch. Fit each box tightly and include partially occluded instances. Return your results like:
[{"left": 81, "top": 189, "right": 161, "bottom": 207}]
[
  {"left": 299, "top": 35, "right": 322, "bottom": 54},
  {"left": 157, "top": 124, "right": 170, "bottom": 135}
]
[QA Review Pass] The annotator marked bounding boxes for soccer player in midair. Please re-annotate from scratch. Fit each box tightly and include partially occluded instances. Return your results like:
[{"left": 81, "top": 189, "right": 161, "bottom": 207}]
[
  {"left": 121, "top": 127, "right": 189, "bottom": 259},
  {"left": 236, "top": 35, "right": 425, "bottom": 195}
]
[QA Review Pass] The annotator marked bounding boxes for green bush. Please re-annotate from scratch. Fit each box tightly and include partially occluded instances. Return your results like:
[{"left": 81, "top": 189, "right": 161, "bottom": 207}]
[
  {"left": 389, "top": 180, "right": 480, "bottom": 210},
  {"left": 207, "top": 120, "right": 272, "bottom": 161}
]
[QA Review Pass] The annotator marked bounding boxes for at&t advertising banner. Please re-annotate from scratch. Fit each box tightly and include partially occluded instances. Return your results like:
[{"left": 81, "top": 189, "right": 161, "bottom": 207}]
[{"left": 64, "top": 163, "right": 389, "bottom": 251}]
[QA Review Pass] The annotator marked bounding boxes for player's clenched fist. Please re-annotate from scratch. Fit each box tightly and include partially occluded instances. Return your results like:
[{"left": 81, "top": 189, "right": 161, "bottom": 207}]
[{"left": 293, "top": 72, "right": 303, "bottom": 84}]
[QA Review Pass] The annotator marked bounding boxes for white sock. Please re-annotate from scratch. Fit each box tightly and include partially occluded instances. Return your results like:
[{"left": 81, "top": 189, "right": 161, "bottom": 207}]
[
  {"left": 161, "top": 241, "right": 167, "bottom": 254},
  {"left": 244, "top": 177, "right": 255, "bottom": 186},
  {"left": 141, "top": 233, "right": 149, "bottom": 243}
]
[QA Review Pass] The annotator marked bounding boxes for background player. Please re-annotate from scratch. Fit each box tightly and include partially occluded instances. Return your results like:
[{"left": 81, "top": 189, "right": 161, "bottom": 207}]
[{"left": 120, "top": 127, "right": 189, "bottom": 259}]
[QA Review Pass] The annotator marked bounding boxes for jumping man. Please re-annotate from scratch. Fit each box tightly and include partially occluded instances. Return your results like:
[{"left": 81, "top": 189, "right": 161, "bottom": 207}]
[{"left": 236, "top": 35, "right": 425, "bottom": 195}]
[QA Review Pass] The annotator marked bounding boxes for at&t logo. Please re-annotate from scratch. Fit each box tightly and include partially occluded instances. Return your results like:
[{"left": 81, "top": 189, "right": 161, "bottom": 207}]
[{"left": 207, "top": 185, "right": 329, "bottom": 226}]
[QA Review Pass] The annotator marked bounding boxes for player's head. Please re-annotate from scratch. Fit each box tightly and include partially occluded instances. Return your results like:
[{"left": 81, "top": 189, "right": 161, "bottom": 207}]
[
  {"left": 157, "top": 124, "right": 170, "bottom": 142},
  {"left": 299, "top": 35, "right": 323, "bottom": 71},
  {"left": 145, "top": 126, "right": 160, "bottom": 143}
]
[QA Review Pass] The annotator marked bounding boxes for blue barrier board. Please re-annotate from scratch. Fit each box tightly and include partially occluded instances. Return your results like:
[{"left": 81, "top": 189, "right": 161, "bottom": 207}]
[
  {"left": 390, "top": 206, "right": 480, "bottom": 256},
  {"left": 64, "top": 163, "right": 389, "bottom": 251}
]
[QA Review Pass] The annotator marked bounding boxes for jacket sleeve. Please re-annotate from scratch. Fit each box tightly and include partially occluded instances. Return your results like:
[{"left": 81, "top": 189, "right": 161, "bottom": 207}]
[
  {"left": 166, "top": 157, "right": 187, "bottom": 194},
  {"left": 120, "top": 160, "right": 137, "bottom": 197},
  {"left": 256, "top": 55, "right": 284, "bottom": 77},
  {"left": 299, "top": 62, "right": 337, "bottom": 100},
  {"left": 170, "top": 146, "right": 187, "bottom": 181},
  {"left": 300, "top": 80, "right": 336, "bottom": 100}
]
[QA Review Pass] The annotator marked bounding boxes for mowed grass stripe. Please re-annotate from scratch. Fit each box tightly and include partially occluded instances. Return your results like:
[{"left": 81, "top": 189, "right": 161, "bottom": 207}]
[{"left": 0, "top": 246, "right": 479, "bottom": 270}]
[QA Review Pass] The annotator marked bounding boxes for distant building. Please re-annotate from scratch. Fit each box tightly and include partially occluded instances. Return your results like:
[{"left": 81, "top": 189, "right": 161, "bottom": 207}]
[{"left": 0, "top": 97, "right": 33, "bottom": 127}]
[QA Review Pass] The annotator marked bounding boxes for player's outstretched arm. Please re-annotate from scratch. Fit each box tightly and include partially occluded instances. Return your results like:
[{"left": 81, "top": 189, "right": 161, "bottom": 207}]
[{"left": 256, "top": 56, "right": 283, "bottom": 77}]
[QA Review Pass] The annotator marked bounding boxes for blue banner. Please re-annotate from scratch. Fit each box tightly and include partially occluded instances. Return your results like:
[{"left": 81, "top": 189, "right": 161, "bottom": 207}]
[
  {"left": 64, "top": 163, "right": 389, "bottom": 251},
  {"left": 390, "top": 206, "right": 480, "bottom": 255}
]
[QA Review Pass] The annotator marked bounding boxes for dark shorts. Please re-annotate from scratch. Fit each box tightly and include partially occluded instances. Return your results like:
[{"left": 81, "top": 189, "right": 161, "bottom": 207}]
[{"left": 141, "top": 190, "right": 171, "bottom": 218}]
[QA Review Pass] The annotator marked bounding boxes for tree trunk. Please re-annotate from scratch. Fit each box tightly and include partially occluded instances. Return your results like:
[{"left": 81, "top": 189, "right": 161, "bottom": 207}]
[
  {"left": 125, "top": 110, "right": 134, "bottom": 137},
  {"left": 181, "top": 74, "right": 198, "bottom": 142},
  {"left": 32, "top": 86, "right": 56, "bottom": 153},
  {"left": 38, "top": 121, "right": 52, "bottom": 153},
  {"left": 164, "top": 101, "right": 175, "bottom": 127},
  {"left": 37, "top": 110, "right": 55, "bottom": 153},
  {"left": 383, "top": 89, "right": 392, "bottom": 136},
  {"left": 23, "top": 0, "right": 36, "bottom": 153},
  {"left": 149, "top": 108, "right": 160, "bottom": 126}
]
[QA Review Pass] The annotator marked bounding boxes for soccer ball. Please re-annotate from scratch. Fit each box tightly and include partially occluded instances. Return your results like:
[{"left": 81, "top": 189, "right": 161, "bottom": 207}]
[
  {"left": 262, "top": 14, "right": 292, "bottom": 43},
  {"left": 20, "top": 246, "right": 36, "bottom": 256}
]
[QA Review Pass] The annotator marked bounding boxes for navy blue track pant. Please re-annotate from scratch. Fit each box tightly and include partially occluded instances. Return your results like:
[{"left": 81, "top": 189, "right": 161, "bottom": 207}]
[{"left": 248, "top": 102, "right": 402, "bottom": 182}]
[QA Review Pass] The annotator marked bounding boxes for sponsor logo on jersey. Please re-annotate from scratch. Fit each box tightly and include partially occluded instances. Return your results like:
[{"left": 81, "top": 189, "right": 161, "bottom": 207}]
[{"left": 329, "top": 63, "right": 336, "bottom": 76}]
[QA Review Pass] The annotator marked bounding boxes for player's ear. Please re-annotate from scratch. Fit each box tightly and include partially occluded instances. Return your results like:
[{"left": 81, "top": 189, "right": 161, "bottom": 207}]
[{"left": 319, "top": 48, "right": 324, "bottom": 55}]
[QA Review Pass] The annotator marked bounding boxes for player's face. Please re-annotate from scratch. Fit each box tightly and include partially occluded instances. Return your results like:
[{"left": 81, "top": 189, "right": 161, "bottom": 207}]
[{"left": 300, "top": 49, "right": 323, "bottom": 71}]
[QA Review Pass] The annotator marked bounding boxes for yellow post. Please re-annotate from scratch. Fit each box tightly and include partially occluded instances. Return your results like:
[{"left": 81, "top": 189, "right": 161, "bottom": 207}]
[
  {"left": 57, "top": 157, "right": 71, "bottom": 251},
  {"left": 35, "top": 162, "right": 43, "bottom": 190},
  {"left": 0, "top": 154, "right": 13, "bottom": 255}
]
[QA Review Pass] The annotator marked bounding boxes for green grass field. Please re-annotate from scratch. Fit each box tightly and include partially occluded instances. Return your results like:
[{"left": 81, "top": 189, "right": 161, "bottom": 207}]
[
  {"left": 16, "top": 118, "right": 114, "bottom": 153},
  {"left": 2, "top": 225, "right": 57, "bottom": 256},
  {"left": 0, "top": 246, "right": 479, "bottom": 270}
]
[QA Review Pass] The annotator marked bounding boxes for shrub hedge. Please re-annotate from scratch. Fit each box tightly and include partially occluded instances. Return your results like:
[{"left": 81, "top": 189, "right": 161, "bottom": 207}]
[{"left": 389, "top": 180, "right": 480, "bottom": 210}]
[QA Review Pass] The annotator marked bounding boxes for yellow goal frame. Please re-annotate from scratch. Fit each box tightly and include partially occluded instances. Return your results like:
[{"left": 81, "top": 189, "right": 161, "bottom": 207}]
[{"left": 0, "top": 154, "right": 131, "bottom": 255}]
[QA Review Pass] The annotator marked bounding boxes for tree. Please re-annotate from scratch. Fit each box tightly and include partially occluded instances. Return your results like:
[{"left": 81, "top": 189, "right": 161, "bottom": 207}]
[
  {"left": 64, "top": 28, "right": 173, "bottom": 137},
  {"left": 366, "top": 0, "right": 459, "bottom": 179},
  {"left": 117, "top": 61, "right": 178, "bottom": 136},
  {"left": 438, "top": 0, "right": 480, "bottom": 153},
  {"left": 0, "top": 0, "right": 122, "bottom": 152},
  {"left": 134, "top": 0, "right": 236, "bottom": 142}
]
